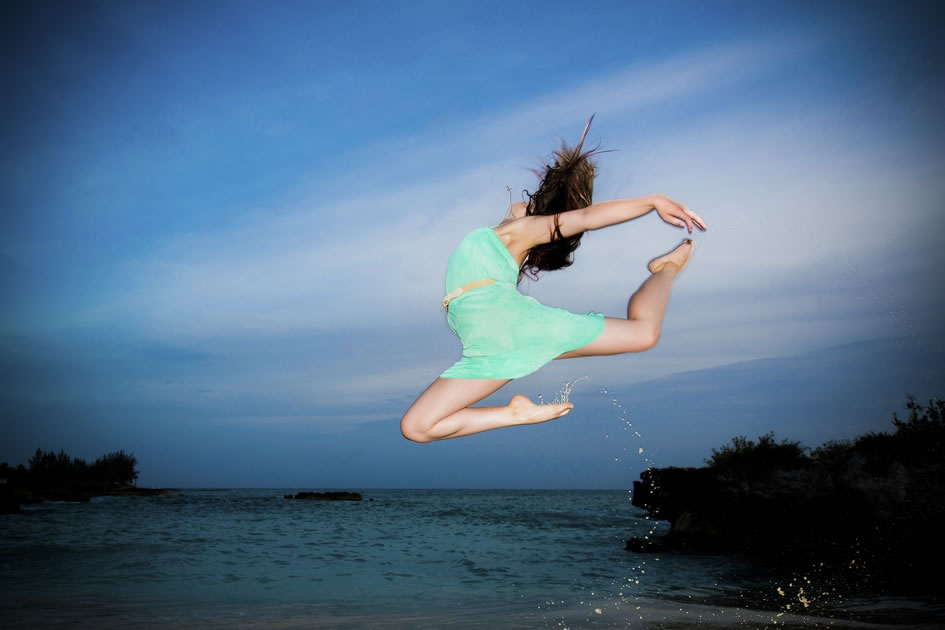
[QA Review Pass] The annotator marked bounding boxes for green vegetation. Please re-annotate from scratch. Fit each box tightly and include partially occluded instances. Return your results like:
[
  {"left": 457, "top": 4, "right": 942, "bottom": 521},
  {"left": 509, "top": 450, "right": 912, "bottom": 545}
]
[
  {"left": 2, "top": 448, "right": 169, "bottom": 512},
  {"left": 1, "top": 448, "right": 139, "bottom": 490},
  {"left": 705, "top": 395, "right": 944, "bottom": 478},
  {"left": 705, "top": 432, "right": 807, "bottom": 477}
]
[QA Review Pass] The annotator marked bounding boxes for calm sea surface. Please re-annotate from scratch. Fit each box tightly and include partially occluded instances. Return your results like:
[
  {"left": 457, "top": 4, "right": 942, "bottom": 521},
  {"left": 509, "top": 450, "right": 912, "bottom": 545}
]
[{"left": 0, "top": 489, "right": 940, "bottom": 628}]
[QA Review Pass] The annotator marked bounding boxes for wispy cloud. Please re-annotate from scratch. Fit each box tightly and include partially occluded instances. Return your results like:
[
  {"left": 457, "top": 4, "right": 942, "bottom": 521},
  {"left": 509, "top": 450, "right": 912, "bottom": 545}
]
[
  {"left": 78, "top": 38, "right": 819, "bottom": 334},
  {"left": 52, "top": 33, "right": 944, "bottom": 424}
]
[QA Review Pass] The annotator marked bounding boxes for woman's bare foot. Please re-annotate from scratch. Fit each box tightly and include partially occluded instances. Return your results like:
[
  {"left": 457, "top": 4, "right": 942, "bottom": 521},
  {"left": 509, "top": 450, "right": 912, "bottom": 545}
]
[
  {"left": 648, "top": 239, "right": 696, "bottom": 274},
  {"left": 508, "top": 394, "right": 573, "bottom": 424}
]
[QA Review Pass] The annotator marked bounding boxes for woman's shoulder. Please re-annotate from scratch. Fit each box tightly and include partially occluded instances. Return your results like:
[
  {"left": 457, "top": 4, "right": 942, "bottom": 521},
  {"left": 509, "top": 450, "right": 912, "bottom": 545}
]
[
  {"left": 493, "top": 215, "right": 554, "bottom": 245},
  {"left": 490, "top": 219, "right": 518, "bottom": 245},
  {"left": 491, "top": 219, "right": 534, "bottom": 266}
]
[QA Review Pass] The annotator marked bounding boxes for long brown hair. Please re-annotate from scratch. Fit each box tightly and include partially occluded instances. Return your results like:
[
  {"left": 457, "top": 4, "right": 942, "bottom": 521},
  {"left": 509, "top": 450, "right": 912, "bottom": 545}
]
[{"left": 521, "top": 115, "right": 601, "bottom": 280}]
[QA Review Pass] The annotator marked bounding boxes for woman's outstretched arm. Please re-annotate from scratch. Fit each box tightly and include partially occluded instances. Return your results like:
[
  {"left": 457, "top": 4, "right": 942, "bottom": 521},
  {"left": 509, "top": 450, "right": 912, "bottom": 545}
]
[
  {"left": 572, "top": 194, "right": 706, "bottom": 233},
  {"left": 513, "top": 195, "right": 706, "bottom": 248},
  {"left": 577, "top": 197, "right": 660, "bottom": 231}
]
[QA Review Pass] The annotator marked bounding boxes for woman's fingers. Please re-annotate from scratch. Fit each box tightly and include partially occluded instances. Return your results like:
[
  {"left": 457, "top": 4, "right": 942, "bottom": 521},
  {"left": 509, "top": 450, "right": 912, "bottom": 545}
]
[
  {"left": 656, "top": 197, "right": 706, "bottom": 232},
  {"left": 673, "top": 204, "right": 694, "bottom": 232},
  {"left": 683, "top": 204, "right": 707, "bottom": 231},
  {"left": 664, "top": 211, "right": 690, "bottom": 230}
]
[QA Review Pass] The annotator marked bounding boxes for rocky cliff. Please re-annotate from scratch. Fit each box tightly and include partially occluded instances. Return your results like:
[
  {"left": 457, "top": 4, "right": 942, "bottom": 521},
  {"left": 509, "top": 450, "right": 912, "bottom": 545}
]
[{"left": 627, "top": 397, "right": 945, "bottom": 595}]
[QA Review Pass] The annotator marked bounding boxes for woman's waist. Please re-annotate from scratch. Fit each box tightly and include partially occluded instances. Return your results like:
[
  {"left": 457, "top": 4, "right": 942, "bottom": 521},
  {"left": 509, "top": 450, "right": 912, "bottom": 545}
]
[{"left": 442, "top": 278, "right": 515, "bottom": 310}]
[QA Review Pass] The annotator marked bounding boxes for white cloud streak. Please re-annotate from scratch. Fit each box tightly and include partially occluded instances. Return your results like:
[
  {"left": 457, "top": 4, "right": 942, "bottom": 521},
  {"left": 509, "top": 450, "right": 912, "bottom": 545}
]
[{"left": 63, "top": 34, "right": 944, "bottom": 423}]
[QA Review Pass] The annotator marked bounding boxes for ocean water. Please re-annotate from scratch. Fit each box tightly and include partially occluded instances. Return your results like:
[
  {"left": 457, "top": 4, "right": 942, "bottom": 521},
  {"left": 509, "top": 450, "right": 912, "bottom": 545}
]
[{"left": 0, "top": 489, "right": 941, "bottom": 629}]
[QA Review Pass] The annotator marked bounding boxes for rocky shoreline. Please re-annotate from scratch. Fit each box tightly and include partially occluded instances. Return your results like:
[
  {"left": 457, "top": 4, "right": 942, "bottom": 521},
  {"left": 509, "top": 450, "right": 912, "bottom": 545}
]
[
  {"left": 284, "top": 491, "right": 363, "bottom": 501},
  {"left": 1, "top": 483, "right": 174, "bottom": 513},
  {"left": 625, "top": 398, "right": 945, "bottom": 596}
]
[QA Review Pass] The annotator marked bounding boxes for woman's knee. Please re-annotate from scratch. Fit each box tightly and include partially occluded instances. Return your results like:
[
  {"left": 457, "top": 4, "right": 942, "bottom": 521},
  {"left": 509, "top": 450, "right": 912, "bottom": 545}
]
[
  {"left": 638, "top": 322, "right": 661, "bottom": 351},
  {"left": 613, "top": 319, "right": 660, "bottom": 353},
  {"left": 400, "top": 414, "right": 434, "bottom": 443}
]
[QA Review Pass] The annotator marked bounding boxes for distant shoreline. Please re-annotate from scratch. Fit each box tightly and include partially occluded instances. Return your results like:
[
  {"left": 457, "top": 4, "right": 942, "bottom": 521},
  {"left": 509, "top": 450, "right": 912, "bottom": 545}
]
[{"left": 1, "top": 482, "right": 175, "bottom": 513}]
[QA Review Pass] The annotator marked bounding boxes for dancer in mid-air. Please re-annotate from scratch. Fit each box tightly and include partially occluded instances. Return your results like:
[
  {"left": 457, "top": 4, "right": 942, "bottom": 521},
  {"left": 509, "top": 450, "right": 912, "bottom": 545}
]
[{"left": 401, "top": 117, "right": 706, "bottom": 442}]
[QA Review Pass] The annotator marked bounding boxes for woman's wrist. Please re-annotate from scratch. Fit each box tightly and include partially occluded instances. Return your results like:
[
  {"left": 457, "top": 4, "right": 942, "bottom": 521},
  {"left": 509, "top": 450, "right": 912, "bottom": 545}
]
[
  {"left": 642, "top": 194, "right": 663, "bottom": 211},
  {"left": 625, "top": 195, "right": 658, "bottom": 219}
]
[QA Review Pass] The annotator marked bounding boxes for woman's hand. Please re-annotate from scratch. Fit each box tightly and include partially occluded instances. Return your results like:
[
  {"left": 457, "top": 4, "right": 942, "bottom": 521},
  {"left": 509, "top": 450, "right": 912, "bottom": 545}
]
[{"left": 652, "top": 194, "right": 707, "bottom": 233}]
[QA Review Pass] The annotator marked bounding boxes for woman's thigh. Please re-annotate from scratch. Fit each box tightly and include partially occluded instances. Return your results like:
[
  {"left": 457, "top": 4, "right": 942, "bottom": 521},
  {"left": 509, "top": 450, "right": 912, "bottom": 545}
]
[
  {"left": 555, "top": 317, "right": 658, "bottom": 359},
  {"left": 403, "top": 377, "right": 511, "bottom": 427}
]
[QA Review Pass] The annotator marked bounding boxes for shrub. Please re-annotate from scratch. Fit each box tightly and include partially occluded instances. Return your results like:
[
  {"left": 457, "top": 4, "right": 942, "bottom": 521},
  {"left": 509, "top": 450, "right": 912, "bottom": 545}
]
[
  {"left": 26, "top": 448, "right": 139, "bottom": 487},
  {"left": 706, "top": 431, "right": 809, "bottom": 478}
]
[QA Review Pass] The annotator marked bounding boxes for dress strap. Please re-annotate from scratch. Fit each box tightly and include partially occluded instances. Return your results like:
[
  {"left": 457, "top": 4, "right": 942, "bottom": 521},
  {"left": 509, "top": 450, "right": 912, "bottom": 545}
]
[{"left": 441, "top": 279, "right": 496, "bottom": 311}]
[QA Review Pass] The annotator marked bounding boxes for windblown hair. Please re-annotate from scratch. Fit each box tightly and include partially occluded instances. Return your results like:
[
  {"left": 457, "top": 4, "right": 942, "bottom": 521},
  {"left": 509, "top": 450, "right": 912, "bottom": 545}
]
[{"left": 521, "top": 115, "right": 601, "bottom": 280}]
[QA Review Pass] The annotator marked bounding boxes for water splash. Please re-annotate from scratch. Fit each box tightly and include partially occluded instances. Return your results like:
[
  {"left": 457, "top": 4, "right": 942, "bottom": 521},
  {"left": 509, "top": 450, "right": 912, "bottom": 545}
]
[
  {"left": 536, "top": 376, "right": 588, "bottom": 406},
  {"left": 554, "top": 376, "right": 587, "bottom": 404},
  {"left": 595, "top": 385, "right": 667, "bottom": 613}
]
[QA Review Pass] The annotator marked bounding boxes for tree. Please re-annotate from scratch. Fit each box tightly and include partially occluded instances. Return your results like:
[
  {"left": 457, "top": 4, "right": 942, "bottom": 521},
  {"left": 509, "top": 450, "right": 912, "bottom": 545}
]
[
  {"left": 706, "top": 432, "right": 808, "bottom": 478},
  {"left": 92, "top": 450, "right": 139, "bottom": 486}
]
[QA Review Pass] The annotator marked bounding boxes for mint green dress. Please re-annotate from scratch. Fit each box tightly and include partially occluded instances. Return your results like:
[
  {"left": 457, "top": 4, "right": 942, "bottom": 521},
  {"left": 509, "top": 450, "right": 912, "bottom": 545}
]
[{"left": 440, "top": 226, "right": 605, "bottom": 379}]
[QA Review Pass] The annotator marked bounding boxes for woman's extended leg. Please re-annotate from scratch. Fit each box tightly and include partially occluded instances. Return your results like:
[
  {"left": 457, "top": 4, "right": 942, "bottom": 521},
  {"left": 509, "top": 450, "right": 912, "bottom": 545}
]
[
  {"left": 400, "top": 377, "right": 573, "bottom": 443},
  {"left": 558, "top": 240, "right": 695, "bottom": 358}
]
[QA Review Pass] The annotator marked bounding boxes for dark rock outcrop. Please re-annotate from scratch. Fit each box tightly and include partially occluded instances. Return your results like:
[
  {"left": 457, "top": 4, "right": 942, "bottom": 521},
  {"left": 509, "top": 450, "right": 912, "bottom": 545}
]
[
  {"left": 284, "top": 491, "right": 362, "bottom": 501},
  {"left": 0, "top": 484, "right": 21, "bottom": 514},
  {"left": 626, "top": 416, "right": 945, "bottom": 595},
  {"left": 107, "top": 486, "right": 174, "bottom": 497}
]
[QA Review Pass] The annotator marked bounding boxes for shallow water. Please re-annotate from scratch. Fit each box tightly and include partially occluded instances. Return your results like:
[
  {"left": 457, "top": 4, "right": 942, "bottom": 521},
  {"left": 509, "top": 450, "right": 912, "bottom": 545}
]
[{"left": 1, "top": 489, "right": 940, "bottom": 628}]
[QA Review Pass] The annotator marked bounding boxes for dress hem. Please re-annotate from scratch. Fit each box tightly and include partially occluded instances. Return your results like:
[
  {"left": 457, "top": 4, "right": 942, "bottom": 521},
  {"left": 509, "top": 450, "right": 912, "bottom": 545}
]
[{"left": 439, "top": 312, "right": 605, "bottom": 380}]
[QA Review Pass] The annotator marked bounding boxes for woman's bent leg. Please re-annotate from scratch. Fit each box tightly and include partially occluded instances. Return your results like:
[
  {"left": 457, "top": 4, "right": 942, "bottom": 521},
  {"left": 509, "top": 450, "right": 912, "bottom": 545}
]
[
  {"left": 400, "top": 377, "right": 573, "bottom": 443},
  {"left": 557, "top": 240, "right": 694, "bottom": 359}
]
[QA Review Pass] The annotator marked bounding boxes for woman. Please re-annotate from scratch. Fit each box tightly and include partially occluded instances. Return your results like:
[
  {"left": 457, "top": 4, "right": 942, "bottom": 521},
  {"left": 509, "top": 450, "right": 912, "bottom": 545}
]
[{"left": 401, "top": 118, "right": 706, "bottom": 442}]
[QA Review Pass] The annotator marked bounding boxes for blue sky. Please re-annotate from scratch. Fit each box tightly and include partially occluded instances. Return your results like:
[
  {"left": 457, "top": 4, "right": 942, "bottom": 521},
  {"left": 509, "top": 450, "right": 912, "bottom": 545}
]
[{"left": 1, "top": 1, "right": 943, "bottom": 488}]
